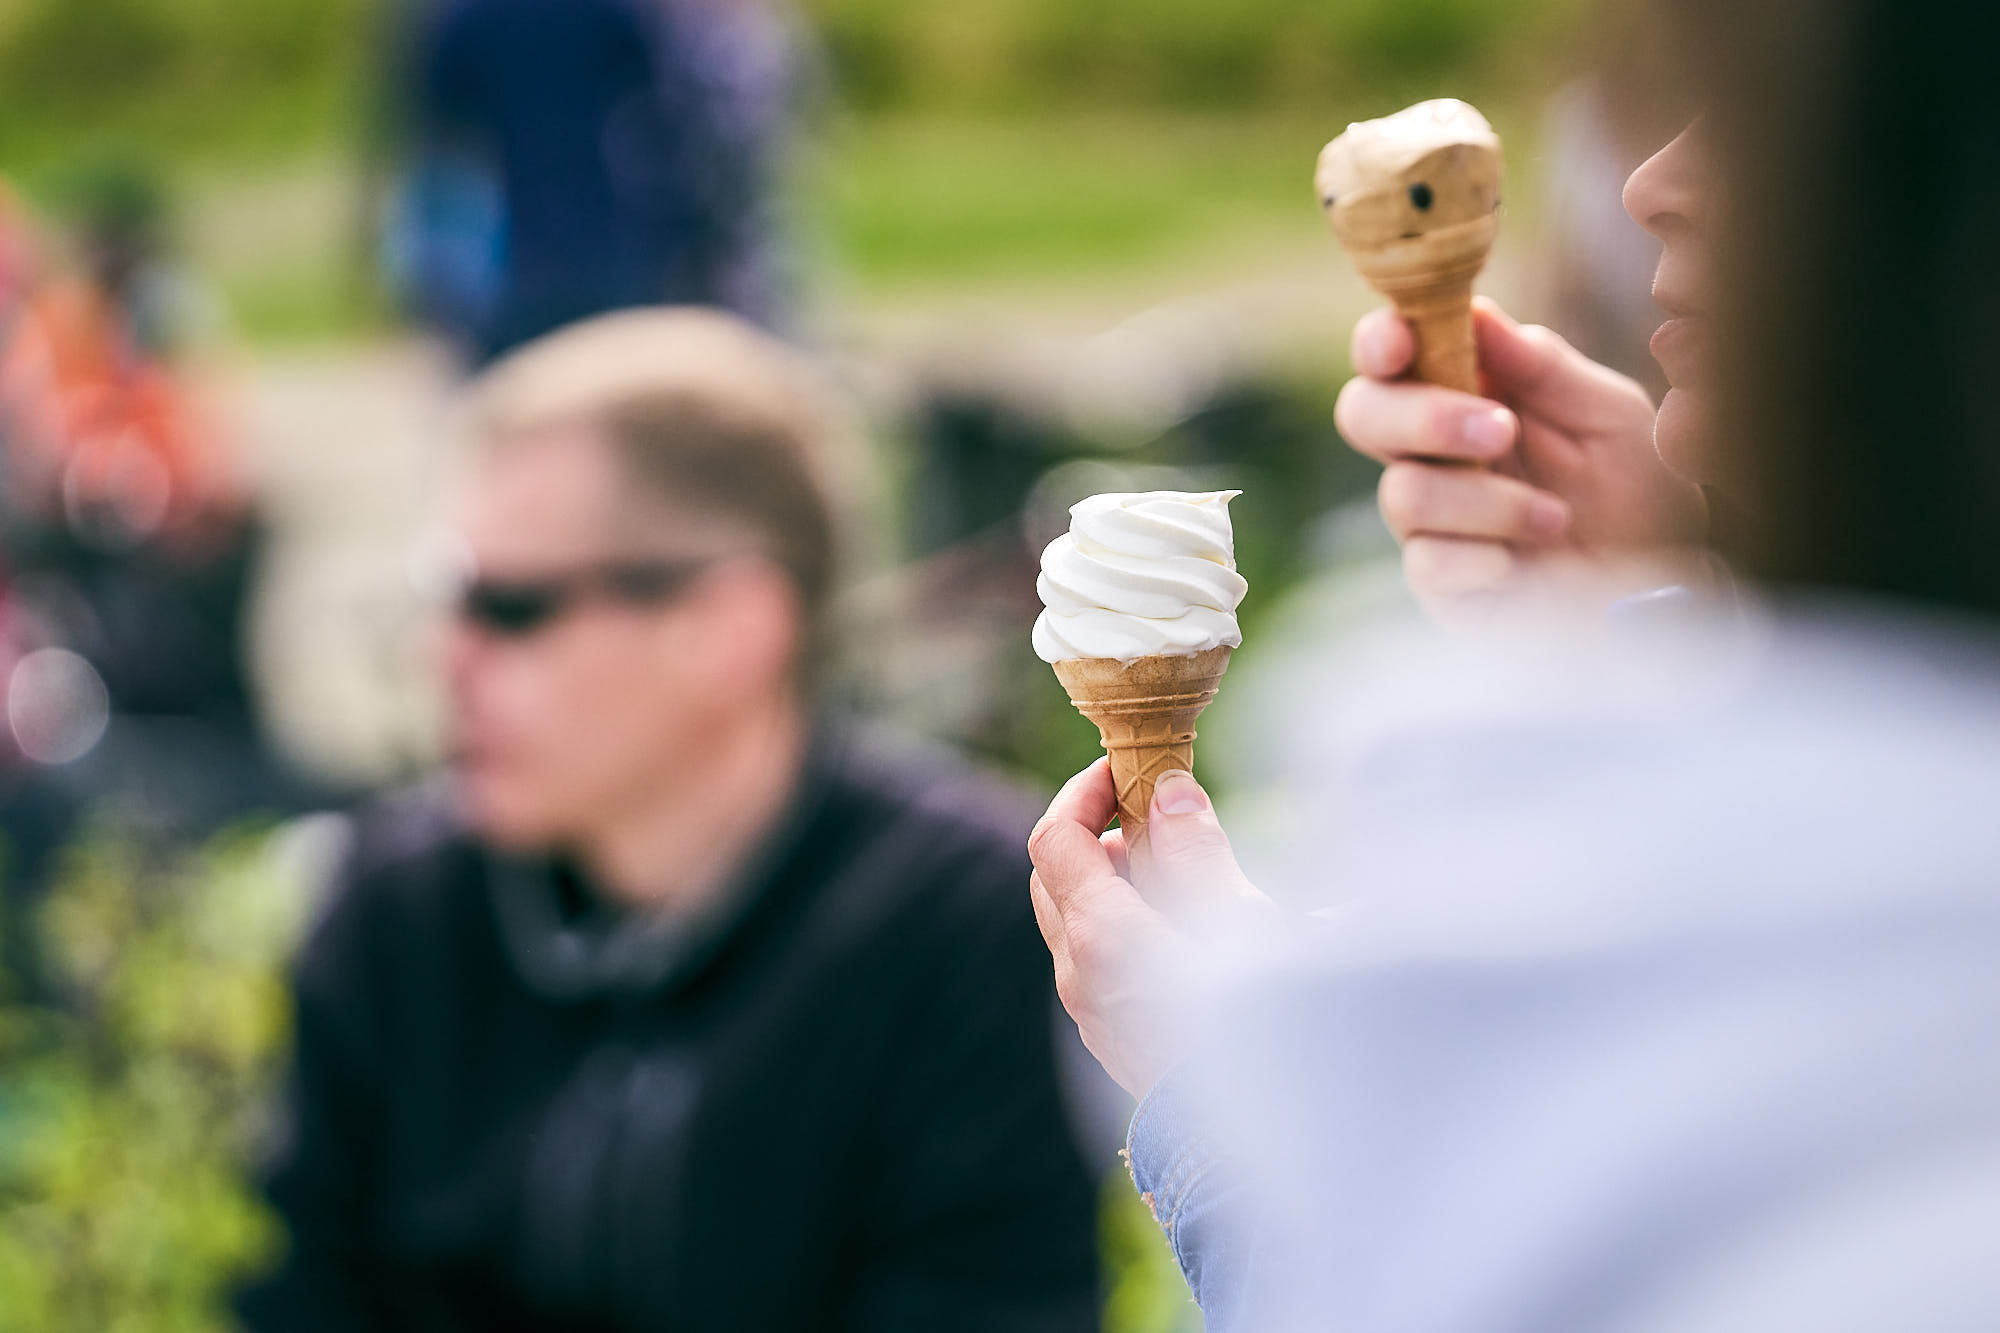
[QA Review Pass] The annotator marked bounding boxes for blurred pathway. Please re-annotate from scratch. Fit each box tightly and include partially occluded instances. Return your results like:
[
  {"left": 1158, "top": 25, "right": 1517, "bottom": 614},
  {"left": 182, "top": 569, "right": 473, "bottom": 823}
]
[{"left": 242, "top": 338, "right": 456, "bottom": 787}]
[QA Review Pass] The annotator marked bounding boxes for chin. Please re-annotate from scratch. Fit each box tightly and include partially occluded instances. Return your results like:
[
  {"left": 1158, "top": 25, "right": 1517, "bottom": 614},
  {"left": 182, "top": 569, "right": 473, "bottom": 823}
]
[
  {"left": 1652, "top": 387, "right": 1714, "bottom": 486},
  {"left": 453, "top": 769, "right": 559, "bottom": 852}
]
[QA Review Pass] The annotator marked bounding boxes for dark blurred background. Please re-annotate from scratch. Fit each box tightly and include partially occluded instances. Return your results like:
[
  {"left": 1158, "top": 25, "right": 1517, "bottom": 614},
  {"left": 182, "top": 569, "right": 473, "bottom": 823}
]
[{"left": 0, "top": 1, "right": 1658, "bottom": 1327}]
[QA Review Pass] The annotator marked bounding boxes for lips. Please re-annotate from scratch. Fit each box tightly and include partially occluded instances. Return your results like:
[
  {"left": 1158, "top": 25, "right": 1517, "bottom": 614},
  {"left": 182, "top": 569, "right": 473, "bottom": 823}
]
[
  {"left": 1648, "top": 284, "right": 1710, "bottom": 386},
  {"left": 1649, "top": 315, "right": 1708, "bottom": 384}
]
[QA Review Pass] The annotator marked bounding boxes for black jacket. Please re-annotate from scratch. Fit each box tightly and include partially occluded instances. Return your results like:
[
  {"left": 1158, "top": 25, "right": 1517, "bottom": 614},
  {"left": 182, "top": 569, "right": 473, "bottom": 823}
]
[{"left": 237, "top": 729, "right": 1102, "bottom": 1331}]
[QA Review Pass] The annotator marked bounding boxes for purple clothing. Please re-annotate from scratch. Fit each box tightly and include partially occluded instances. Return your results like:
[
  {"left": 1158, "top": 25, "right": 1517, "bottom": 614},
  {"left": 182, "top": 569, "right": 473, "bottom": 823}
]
[{"left": 411, "top": 0, "right": 785, "bottom": 361}]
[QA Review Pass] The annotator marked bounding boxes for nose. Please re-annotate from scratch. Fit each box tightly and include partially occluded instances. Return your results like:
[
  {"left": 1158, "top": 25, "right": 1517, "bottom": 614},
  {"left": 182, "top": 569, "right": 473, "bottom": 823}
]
[{"left": 1623, "top": 125, "right": 1705, "bottom": 242}]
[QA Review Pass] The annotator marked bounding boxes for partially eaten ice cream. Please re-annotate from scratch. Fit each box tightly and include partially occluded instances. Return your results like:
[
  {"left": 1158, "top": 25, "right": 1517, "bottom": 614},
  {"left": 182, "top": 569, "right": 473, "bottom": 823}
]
[{"left": 1032, "top": 490, "right": 1247, "bottom": 664}]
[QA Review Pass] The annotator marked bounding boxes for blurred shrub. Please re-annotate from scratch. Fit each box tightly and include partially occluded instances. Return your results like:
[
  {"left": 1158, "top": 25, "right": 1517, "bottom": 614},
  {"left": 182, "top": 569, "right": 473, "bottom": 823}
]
[
  {"left": 1103, "top": 1181, "right": 1204, "bottom": 1333},
  {"left": 0, "top": 823, "right": 304, "bottom": 1331},
  {"left": 0, "top": 0, "right": 376, "bottom": 164}
]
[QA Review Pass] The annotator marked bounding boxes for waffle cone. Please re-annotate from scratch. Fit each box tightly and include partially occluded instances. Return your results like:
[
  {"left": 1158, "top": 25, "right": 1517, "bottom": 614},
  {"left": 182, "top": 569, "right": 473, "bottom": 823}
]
[
  {"left": 1052, "top": 645, "right": 1233, "bottom": 848},
  {"left": 1347, "top": 214, "right": 1498, "bottom": 396}
]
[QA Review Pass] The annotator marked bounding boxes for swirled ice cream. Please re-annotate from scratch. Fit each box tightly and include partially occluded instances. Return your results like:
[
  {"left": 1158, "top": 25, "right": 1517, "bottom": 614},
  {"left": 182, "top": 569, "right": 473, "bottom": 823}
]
[{"left": 1032, "top": 490, "right": 1247, "bottom": 664}]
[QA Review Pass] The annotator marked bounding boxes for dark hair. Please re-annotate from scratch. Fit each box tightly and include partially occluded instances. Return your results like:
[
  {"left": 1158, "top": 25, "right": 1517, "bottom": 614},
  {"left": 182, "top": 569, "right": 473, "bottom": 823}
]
[{"left": 1680, "top": 0, "right": 2000, "bottom": 618}]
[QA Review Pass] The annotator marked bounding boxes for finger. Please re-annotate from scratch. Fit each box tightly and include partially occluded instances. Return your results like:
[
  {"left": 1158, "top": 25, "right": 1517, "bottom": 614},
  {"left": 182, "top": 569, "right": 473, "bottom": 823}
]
[
  {"left": 1472, "top": 298, "right": 1653, "bottom": 434},
  {"left": 1377, "top": 461, "right": 1571, "bottom": 547},
  {"left": 1403, "top": 535, "right": 1518, "bottom": 599},
  {"left": 1336, "top": 374, "right": 1518, "bottom": 467},
  {"left": 1100, "top": 827, "right": 1131, "bottom": 882},
  {"left": 1029, "top": 872, "right": 1071, "bottom": 970},
  {"left": 1140, "top": 771, "right": 1263, "bottom": 917},
  {"left": 1029, "top": 761, "right": 1145, "bottom": 916},
  {"left": 1035, "top": 877, "right": 1087, "bottom": 1023},
  {"left": 1048, "top": 757, "right": 1118, "bottom": 837},
  {"left": 1349, "top": 307, "right": 1414, "bottom": 380}
]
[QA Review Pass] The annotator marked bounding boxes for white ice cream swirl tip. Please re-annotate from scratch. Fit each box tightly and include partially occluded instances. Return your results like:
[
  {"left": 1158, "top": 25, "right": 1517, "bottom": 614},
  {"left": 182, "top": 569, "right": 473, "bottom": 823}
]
[{"left": 1032, "top": 490, "right": 1247, "bottom": 664}]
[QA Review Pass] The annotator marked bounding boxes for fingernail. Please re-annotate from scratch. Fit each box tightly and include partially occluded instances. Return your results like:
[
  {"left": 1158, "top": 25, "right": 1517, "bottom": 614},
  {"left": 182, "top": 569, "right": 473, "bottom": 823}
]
[
  {"left": 1153, "top": 770, "right": 1209, "bottom": 815},
  {"left": 1463, "top": 408, "right": 1513, "bottom": 454},
  {"left": 1529, "top": 495, "right": 1570, "bottom": 537}
]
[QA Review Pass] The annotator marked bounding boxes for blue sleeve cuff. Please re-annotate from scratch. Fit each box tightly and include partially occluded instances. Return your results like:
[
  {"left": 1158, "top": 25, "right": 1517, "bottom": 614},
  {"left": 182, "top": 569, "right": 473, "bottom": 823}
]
[
  {"left": 1126, "top": 1064, "right": 1205, "bottom": 1229},
  {"left": 1126, "top": 1064, "right": 1238, "bottom": 1318}
]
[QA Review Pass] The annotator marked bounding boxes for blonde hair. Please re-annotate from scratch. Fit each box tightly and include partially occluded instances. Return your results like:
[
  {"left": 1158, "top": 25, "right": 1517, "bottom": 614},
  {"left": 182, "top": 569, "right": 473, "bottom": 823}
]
[{"left": 469, "top": 307, "right": 843, "bottom": 621}]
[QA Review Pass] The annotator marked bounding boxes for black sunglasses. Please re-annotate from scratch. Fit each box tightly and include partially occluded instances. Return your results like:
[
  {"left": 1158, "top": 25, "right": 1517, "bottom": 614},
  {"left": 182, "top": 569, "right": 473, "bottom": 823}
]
[{"left": 455, "top": 557, "right": 721, "bottom": 638}]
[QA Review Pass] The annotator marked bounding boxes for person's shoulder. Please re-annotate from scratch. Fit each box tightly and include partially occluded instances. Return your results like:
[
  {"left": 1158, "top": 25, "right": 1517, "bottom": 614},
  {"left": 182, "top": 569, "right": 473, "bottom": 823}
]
[
  {"left": 826, "top": 725, "right": 1045, "bottom": 863},
  {"left": 298, "top": 782, "right": 486, "bottom": 964},
  {"left": 812, "top": 725, "right": 1045, "bottom": 931}
]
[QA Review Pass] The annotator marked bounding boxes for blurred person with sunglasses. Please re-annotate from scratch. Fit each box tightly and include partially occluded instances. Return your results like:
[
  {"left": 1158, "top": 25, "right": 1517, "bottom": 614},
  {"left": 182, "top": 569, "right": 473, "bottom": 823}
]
[{"left": 236, "top": 308, "right": 1102, "bottom": 1332}]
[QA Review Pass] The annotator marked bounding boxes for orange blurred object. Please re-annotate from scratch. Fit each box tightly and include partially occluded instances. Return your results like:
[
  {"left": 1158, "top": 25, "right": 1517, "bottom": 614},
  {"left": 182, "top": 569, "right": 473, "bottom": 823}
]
[{"left": 34, "top": 280, "right": 238, "bottom": 548}]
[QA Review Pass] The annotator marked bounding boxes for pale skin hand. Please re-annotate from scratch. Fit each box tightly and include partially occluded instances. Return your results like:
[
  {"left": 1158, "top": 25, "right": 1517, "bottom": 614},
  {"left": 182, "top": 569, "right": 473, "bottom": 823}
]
[
  {"left": 1334, "top": 297, "right": 1708, "bottom": 623},
  {"left": 1027, "top": 758, "right": 1275, "bottom": 1100}
]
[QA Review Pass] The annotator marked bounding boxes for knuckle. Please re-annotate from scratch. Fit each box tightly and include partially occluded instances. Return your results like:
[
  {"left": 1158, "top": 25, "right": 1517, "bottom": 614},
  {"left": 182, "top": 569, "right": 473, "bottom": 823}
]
[
  {"left": 1406, "top": 536, "right": 1474, "bottom": 592},
  {"left": 1052, "top": 965, "right": 1082, "bottom": 1013},
  {"left": 1507, "top": 482, "right": 1549, "bottom": 531},
  {"left": 1402, "top": 537, "right": 1449, "bottom": 589},
  {"left": 1027, "top": 873, "right": 1051, "bottom": 920},
  {"left": 1407, "top": 536, "right": 1510, "bottom": 595},
  {"left": 1428, "top": 397, "right": 1474, "bottom": 452},
  {"left": 1333, "top": 376, "right": 1372, "bottom": 441},
  {"left": 1065, "top": 919, "right": 1110, "bottom": 978},
  {"left": 1376, "top": 463, "right": 1433, "bottom": 532},
  {"left": 1519, "top": 322, "right": 1570, "bottom": 357},
  {"left": 1514, "top": 322, "right": 1583, "bottom": 392},
  {"left": 1034, "top": 918, "right": 1062, "bottom": 957},
  {"left": 1025, "top": 815, "right": 1062, "bottom": 866}
]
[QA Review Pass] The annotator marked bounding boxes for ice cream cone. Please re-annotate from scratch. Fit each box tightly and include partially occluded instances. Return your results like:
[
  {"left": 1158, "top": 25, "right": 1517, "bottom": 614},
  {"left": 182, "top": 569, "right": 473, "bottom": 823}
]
[
  {"left": 1317, "top": 100, "right": 1503, "bottom": 396},
  {"left": 1342, "top": 214, "right": 1497, "bottom": 394},
  {"left": 1052, "top": 645, "right": 1232, "bottom": 850}
]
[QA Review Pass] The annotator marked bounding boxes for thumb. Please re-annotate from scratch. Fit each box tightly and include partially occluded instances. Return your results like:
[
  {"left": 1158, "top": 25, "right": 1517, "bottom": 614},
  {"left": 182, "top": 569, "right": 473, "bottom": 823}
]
[
  {"left": 1139, "top": 770, "right": 1262, "bottom": 921},
  {"left": 1473, "top": 298, "right": 1645, "bottom": 435}
]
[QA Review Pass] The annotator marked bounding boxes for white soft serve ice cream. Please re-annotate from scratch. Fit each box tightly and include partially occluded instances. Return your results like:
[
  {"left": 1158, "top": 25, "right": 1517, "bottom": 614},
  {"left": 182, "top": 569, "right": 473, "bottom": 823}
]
[{"left": 1032, "top": 490, "right": 1247, "bottom": 664}]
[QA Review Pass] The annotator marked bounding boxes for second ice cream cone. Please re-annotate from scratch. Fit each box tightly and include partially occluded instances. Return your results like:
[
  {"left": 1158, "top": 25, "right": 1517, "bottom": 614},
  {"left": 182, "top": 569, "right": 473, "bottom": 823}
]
[
  {"left": 1317, "top": 99, "right": 1503, "bottom": 396},
  {"left": 1053, "top": 646, "right": 1232, "bottom": 850},
  {"left": 1345, "top": 217, "right": 1495, "bottom": 394}
]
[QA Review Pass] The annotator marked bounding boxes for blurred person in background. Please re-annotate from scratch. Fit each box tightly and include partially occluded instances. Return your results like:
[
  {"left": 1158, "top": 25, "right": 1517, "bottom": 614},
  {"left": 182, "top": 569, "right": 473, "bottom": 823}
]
[
  {"left": 1029, "top": 0, "right": 2000, "bottom": 1327},
  {"left": 0, "top": 164, "right": 322, "bottom": 848},
  {"left": 236, "top": 308, "right": 1103, "bottom": 1332},
  {"left": 390, "top": 0, "right": 798, "bottom": 366},
  {"left": 0, "top": 163, "right": 315, "bottom": 833},
  {"left": 11, "top": 164, "right": 243, "bottom": 555}
]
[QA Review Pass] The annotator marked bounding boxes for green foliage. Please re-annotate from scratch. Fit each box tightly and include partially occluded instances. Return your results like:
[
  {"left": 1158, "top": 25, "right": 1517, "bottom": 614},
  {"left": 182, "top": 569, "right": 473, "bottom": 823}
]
[
  {"left": 0, "top": 0, "right": 1585, "bottom": 171},
  {"left": 821, "top": 110, "right": 1340, "bottom": 284},
  {"left": 0, "top": 823, "right": 306, "bottom": 1331},
  {"left": 0, "top": 0, "right": 1586, "bottom": 340},
  {"left": 1102, "top": 1177, "right": 1204, "bottom": 1333},
  {"left": 805, "top": 0, "right": 1589, "bottom": 113},
  {"left": 0, "top": 0, "right": 378, "bottom": 169}
]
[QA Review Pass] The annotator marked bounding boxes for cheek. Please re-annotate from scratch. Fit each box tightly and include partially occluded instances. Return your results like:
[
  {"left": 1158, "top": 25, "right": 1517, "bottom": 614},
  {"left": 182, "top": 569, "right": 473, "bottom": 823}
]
[
  {"left": 470, "top": 634, "right": 639, "bottom": 751},
  {"left": 557, "top": 627, "right": 705, "bottom": 757}
]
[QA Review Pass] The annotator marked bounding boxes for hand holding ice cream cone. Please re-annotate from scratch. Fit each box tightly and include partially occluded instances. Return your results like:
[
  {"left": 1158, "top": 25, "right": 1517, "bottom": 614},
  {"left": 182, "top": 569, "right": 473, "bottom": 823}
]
[
  {"left": 1317, "top": 99, "right": 1503, "bottom": 395},
  {"left": 1033, "top": 490, "right": 1246, "bottom": 855}
]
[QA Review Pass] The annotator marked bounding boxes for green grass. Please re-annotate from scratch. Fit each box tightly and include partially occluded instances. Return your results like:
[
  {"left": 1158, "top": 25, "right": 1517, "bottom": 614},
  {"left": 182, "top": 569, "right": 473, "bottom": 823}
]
[
  {"left": 170, "top": 109, "right": 1359, "bottom": 344},
  {"left": 166, "top": 99, "right": 1546, "bottom": 344},
  {"left": 180, "top": 157, "right": 387, "bottom": 345},
  {"left": 815, "top": 110, "right": 1338, "bottom": 286}
]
